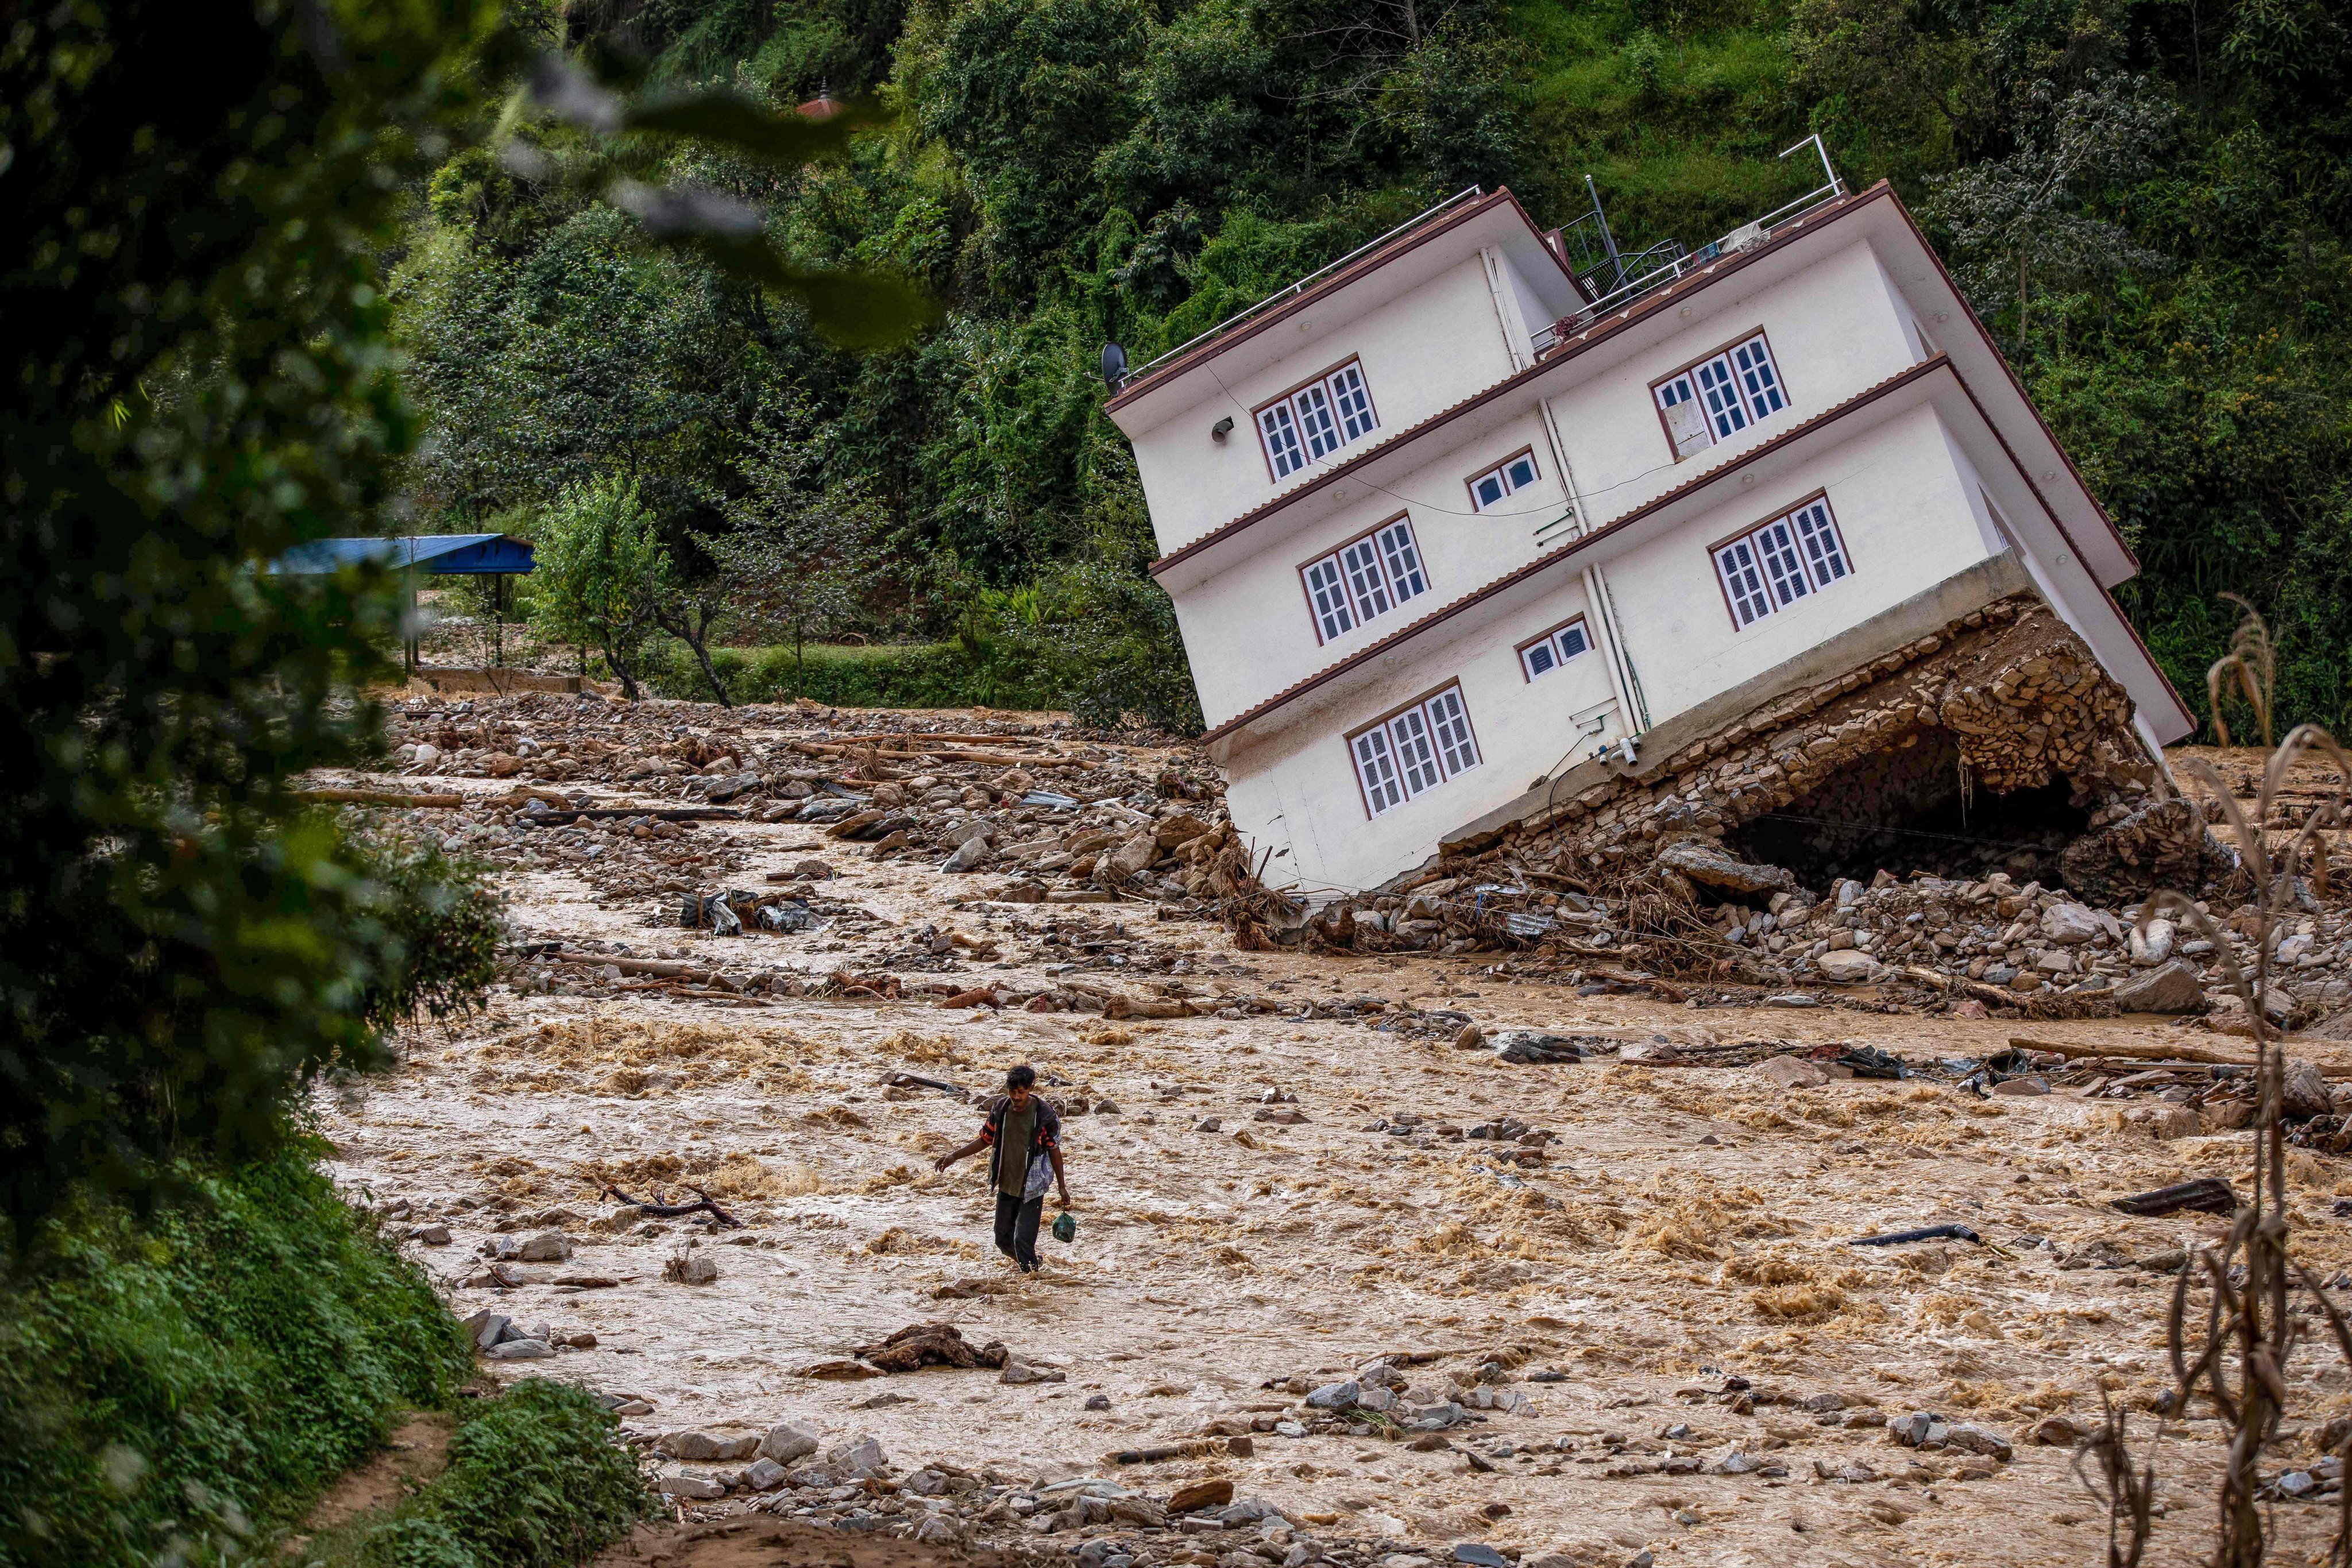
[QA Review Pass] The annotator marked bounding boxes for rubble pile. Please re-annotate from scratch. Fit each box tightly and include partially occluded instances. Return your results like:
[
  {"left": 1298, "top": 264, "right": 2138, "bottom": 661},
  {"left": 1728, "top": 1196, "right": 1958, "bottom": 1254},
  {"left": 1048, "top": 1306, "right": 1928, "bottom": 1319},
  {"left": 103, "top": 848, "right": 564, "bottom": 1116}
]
[
  {"left": 1459, "top": 597, "right": 2212, "bottom": 900},
  {"left": 358, "top": 682, "right": 2352, "bottom": 1030},
  {"left": 1219, "top": 600, "right": 2352, "bottom": 1023},
  {"left": 372, "top": 690, "right": 1241, "bottom": 916}
]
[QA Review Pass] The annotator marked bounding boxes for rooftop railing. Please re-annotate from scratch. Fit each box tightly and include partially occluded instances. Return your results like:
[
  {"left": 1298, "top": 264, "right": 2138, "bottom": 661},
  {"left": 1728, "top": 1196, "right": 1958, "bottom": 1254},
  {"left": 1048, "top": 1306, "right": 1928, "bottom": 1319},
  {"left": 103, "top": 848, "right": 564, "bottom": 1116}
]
[{"left": 1531, "top": 137, "right": 1847, "bottom": 357}]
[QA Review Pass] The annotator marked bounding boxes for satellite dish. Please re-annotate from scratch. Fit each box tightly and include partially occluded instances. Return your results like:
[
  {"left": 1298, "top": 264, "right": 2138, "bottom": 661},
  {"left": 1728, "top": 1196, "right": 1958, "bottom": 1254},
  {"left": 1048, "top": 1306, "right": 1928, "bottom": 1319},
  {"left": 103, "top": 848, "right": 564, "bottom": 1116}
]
[{"left": 1100, "top": 342, "right": 1128, "bottom": 391}]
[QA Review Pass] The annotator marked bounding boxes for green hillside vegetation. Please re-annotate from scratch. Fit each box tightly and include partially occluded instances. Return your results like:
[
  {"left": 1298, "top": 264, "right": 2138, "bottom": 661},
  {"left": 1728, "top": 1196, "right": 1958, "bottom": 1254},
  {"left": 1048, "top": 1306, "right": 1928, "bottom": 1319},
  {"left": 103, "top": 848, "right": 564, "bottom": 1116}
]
[{"left": 393, "top": 0, "right": 2352, "bottom": 734}]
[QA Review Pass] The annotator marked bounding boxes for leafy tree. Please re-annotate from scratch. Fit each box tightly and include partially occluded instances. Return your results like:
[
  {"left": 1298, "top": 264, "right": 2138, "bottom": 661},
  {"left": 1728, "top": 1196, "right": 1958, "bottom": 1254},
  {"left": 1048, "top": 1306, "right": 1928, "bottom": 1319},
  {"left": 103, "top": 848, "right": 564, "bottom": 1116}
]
[
  {"left": 530, "top": 476, "right": 672, "bottom": 700},
  {"left": 917, "top": 0, "right": 1154, "bottom": 293},
  {"left": 1790, "top": 0, "right": 1987, "bottom": 185},
  {"left": 1926, "top": 72, "right": 2177, "bottom": 339},
  {"left": 712, "top": 427, "right": 886, "bottom": 696}
]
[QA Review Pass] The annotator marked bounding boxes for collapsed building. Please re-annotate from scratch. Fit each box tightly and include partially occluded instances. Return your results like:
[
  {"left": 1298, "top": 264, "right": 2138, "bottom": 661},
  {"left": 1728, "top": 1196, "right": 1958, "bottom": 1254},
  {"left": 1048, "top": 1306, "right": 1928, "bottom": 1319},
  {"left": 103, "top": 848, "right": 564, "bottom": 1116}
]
[{"left": 1104, "top": 165, "right": 2205, "bottom": 916}]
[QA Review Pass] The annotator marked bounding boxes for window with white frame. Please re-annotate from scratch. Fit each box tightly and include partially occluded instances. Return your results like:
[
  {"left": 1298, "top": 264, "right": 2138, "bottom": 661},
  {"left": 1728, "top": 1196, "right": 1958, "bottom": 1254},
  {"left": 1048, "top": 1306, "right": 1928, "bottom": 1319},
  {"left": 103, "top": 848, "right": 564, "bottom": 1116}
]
[
  {"left": 1517, "top": 616, "right": 1592, "bottom": 680},
  {"left": 1652, "top": 333, "right": 1787, "bottom": 459},
  {"left": 1257, "top": 360, "right": 1379, "bottom": 480},
  {"left": 1349, "top": 684, "right": 1481, "bottom": 817},
  {"left": 1467, "top": 449, "right": 1541, "bottom": 512},
  {"left": 1711, "top": 496, "right": 1852, "bottom": 629},
  {"left": 1300, "top": 516, "right": 1429, "bottom": 643}
]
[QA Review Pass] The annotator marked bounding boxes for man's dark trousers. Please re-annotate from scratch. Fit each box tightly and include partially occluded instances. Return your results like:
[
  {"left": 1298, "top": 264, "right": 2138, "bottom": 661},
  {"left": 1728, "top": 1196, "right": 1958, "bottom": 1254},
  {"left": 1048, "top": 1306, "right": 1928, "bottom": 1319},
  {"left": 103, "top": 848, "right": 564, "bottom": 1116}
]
[{"left": 994, "top": 1191, "right": 1042, "bottom": 1271}]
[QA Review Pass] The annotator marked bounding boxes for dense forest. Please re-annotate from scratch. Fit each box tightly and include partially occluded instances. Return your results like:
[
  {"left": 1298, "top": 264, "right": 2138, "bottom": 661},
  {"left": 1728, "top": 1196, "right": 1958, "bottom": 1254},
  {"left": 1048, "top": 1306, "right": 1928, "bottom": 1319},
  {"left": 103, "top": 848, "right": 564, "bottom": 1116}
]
[{"left": 391, "top": 0, "right": 2352, "bottom": 732}]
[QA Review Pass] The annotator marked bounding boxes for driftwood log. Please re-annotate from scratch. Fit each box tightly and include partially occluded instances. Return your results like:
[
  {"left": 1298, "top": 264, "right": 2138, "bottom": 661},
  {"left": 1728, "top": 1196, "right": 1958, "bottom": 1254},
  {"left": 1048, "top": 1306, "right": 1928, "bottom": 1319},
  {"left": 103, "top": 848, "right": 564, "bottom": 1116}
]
[
  {"left": 295, "top": 788, "right": 466, "bottom": 808},
  {"left": 2109, "top": 1177, "right": 2239, "bottom": 1217},
  {"left": 602, "top": 1183, "right": 743, "bottom": 1227}
]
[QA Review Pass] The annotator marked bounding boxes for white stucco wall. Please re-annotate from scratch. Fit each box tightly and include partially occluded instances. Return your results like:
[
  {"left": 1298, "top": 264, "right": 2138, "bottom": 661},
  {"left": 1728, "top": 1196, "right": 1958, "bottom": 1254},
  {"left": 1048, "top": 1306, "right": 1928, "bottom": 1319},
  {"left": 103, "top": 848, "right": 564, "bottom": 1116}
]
[
  {"left": 1159, "top": 234, "right": 1949, "bottom": 732},
  {"left": 1226, "top": 403, "right": 2002, "bottom": 893},
  {"left": 1221, "top": 573, "right": 1617, "bottom": 893},
  {"left": 1127, "top": 257, "right": 1519, "bottom": 558},
  {"left": 1540, "top": 238, "right": 1919, "bottom": 527},
  {"left": 1167, "top": 409, "right": 1568, "bottom": 726},
  {"left": 1603, "top": 402, "right": 1995, "bottom": 719}
]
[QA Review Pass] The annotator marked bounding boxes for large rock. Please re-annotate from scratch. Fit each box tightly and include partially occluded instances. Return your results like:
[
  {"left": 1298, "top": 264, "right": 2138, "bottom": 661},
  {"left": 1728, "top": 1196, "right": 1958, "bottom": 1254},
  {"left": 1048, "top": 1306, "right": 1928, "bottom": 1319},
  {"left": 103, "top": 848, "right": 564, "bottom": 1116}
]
[
  {"left": 1167, "top": 1478, "right": 1234, "bottom": 1513},
  {"left": 2040, "top": 903, "right": 2104, "bottom": 945},
  {"left": 759, "top": 1423, "right": 820, "bottom": 1463},
  {"left": 855, "top": 1322, "right": 1008, "bottom": 1371},
  {"left": 482, "top": 1338, "right": 555, "bottom": 1361},
  {"left": 659, "top": 1474, "right": 725, "bottom": 1500},
  {"left": 826, "top": 1435, "right": 889, "bottom": 1478},
  {"left": 459, "top": 1309, "right": 513, "bottom": 1351},
  {"left": 1154, "top": 812, "right": 1211, "bottom": 849},
  {"left": 1490, "top": 1032, "right": 1586, "bottom": 1064},
  {"left": 516, "top": 1230, "right": 572, "bottom": 1262},
  {"left": 1756, "top": 1055, "right": 1831, "bottom": 1090},
  {"left": 2283, "top": 1060, "right": 2334, "bottom": 1122},
  {"left": 1104, "top": 832, "right": 1160, "bottom": 880},
  {"left": 2130, "top": 918, "right": 2176, "bottom": 965},
  {"left": 2113, "top": 961, "right": 2205, "bottom": 1014},
  {"left": 1944, "top": 1425, "right": 2014, "bottom": 1461},
  {"left": 658, "top": 1431, "right": 762, "bottom": 1462},
  {"left": 1814, "top": 949, "right": 1880, "bottom": 984},
  {"left": 1655, "top": 839, "right": 1797, "bottom": 898}
]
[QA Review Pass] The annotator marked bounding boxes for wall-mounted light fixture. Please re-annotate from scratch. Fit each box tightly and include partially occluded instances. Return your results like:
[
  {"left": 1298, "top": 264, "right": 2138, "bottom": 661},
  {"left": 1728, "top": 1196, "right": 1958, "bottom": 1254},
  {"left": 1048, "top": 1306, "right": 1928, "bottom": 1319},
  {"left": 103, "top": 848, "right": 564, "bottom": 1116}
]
[{"left": 1211, "top": 416, "right": 1234, "bottom": 443}]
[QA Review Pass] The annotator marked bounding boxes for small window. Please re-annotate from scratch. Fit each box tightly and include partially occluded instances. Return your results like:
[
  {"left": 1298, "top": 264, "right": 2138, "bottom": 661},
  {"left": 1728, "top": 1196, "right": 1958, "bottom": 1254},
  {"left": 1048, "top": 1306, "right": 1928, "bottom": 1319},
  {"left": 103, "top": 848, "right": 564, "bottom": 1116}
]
[
  {"left": 1712, "top": 496, "right": 1853, "bottom": 630},
  {"left": 1351, "top": 727, "right": 1405, "bottom": 815},
  {"left": 1299, "top": 516, "right": 1430, "bottom": 644},
  {"left": 1304, "top": 556, "right": 1354, "bottom": 642},
  {"left": 1517, "top": 616, "right": 1592, "bottom": 681},
  {"left": 1349, "top": 683, "right": 1482, "bottom": 818},
  {"left": 1652, "top": 333, "right": 1787, "bottom": 459},
  {"left": 1257, "top": 359, "right": 1380, "bottom": 480},
  {"left": 1467, "top": 449, "right": 1541, "bottom": 512},
  {"left": 1375, "top": 517, "right": 1427, "bottom": 601}
]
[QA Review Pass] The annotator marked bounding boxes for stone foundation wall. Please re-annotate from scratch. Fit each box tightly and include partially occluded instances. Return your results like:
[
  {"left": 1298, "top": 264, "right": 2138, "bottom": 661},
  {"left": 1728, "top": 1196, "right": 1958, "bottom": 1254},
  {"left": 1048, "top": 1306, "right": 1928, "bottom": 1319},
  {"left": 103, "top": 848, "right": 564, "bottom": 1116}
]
[{"left": 1478, "top": 595, "right": 2211, "bottom": 899}]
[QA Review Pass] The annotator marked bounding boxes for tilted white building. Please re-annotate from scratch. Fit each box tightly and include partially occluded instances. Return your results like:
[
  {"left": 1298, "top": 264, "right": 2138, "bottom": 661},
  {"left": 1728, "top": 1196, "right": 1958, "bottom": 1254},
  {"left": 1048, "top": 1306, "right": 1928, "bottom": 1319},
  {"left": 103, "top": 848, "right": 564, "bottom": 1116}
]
[{"left": 1104, "top": 176, "right": 2194, "bottom": 897}]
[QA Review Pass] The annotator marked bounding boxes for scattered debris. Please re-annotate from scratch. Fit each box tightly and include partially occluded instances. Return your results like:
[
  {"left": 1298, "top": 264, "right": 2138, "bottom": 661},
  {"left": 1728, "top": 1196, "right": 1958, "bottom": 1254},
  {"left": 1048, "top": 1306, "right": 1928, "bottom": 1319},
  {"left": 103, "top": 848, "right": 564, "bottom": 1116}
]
[{"left": 855, "top": 1323, "right": 1011, "bottom": 1372}]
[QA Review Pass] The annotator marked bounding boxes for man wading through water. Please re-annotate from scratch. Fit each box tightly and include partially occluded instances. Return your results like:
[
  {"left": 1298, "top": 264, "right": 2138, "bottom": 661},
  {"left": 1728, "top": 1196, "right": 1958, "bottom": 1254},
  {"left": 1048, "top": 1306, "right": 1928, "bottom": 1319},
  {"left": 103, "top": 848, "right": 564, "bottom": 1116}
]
[{"left": 934, "top": 1064, "right": 1070, "bottom": 1273}]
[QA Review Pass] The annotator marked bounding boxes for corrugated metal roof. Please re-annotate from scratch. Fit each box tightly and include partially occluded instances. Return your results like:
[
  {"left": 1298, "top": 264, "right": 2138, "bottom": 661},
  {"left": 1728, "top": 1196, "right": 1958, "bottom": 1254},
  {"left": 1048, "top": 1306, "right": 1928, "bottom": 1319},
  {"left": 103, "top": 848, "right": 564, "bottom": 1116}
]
[{"left": 271, "top": 534, "right": 535, "bottom": 574}]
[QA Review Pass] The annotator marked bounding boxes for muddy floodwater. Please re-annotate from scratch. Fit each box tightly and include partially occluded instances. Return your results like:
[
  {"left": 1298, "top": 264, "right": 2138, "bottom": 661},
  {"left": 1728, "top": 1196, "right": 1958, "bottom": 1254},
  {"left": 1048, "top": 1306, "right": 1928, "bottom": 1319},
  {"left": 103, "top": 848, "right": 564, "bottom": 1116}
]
[{"left": 320, "top": 731, "right": 2352, "bottom": 1568}]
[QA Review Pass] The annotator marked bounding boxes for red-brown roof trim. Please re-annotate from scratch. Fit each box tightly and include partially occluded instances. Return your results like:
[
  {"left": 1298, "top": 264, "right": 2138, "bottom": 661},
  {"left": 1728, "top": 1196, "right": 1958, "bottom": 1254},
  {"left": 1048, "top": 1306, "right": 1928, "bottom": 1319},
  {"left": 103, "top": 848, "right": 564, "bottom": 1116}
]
[
  {"left": 1106, "top": 188, "right": 1582, "bottom": 414},
  {"left": 1150, "top": 184, "right": 1895, "bottom": 578},
  {"left": 1198, "top": 356, "right": 1952, "bottom": 744}
]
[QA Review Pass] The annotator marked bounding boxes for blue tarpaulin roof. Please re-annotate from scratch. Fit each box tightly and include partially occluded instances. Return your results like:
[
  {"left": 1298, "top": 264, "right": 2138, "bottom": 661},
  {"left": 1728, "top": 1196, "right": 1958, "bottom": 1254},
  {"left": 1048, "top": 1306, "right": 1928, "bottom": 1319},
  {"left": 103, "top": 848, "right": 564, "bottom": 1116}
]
[{"left": 271, "top": 534, "right": 535, "bottom": 576}]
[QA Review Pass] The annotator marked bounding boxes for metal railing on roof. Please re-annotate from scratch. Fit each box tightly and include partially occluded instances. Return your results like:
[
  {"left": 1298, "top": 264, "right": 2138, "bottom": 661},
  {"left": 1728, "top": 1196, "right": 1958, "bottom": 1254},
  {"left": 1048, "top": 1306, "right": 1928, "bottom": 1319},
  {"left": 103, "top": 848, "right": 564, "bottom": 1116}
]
[
  {"left": 1531, "top": 137, "right": 1847, "bottom": 356},
  {"left": 1124, "top": 187, "right": 1487, "bottom": 384}
]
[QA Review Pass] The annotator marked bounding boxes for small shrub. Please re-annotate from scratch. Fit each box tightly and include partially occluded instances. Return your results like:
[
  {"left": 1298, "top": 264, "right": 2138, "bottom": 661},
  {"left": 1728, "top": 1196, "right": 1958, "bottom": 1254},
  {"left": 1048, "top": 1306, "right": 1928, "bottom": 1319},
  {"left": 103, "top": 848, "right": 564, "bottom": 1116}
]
[
  {"left": 0, "top": 1152, "right": 472, "bottom": 1568},
  {"left": 330, "top": 1379, "right": 651, "bottom": 1568},
  {"left": 643, "top": 639, "right": 1046, "bottom": 708}
]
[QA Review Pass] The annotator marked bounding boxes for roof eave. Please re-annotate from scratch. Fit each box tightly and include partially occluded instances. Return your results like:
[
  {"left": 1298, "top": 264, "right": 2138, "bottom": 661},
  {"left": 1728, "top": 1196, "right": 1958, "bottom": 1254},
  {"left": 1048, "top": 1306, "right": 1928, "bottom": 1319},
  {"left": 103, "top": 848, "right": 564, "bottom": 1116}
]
[
  {"left": 1106, "top": 188, "right": 1584, "bottom": 424},
  {"left": 1150, "top": 183, "right": 1898, "bottom": 582}
]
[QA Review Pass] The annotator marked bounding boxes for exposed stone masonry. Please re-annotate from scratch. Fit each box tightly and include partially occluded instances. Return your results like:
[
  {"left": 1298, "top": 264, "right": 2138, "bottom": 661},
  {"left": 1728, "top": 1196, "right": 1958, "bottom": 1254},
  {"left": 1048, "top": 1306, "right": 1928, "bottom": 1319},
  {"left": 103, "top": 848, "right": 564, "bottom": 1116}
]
[{"left": 1486, "top": 595, "right": 2214, "bottom": 901}]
